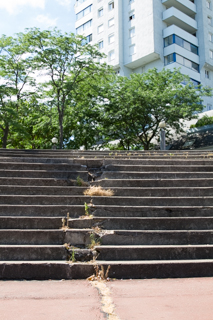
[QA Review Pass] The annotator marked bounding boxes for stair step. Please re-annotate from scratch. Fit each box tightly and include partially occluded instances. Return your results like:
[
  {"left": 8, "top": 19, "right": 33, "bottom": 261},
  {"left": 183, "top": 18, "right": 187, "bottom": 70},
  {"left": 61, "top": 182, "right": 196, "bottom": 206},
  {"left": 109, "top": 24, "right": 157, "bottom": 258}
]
[
  {"left": 2, "top": 205, "right": 213, "bottom": 217},
  {"left": 0, "top": 195, "right": 91, "bottom": 205},
  {"left": 0, "top": 170, "right": 88, "bottom": 179},
  {"left": 69, "top": 217, "right": 213, "bottom": 230},
  {"left": 98, "top": 230, "right": 213, "bottom": 245},
  {"left": 95, "top": 245, "right": 213, "bottom": 261},
  {"left": 0, "top": 178, "right": 84, "bottom": 186},
  {"left": 95, "top": 178, "right": 213, "bottom": 188},
  {"left": 1, "top": 186, "right": 213, "bottom": 196},
  {"left": 0, "top": 205, "right": 85, "bottom": 217},
  {"left": 1, "top": 195, "right": 213, "bottom": 206},
  {"left": 0, "top": 230, "right": 65, "bottom": 244},
  {"left": 0, "top": 186, "right": 88, "bottom": 195},
  {"left": 101, "top": 171, "right": 213, "bottom": 179},
  {"left": 103, "top": 159, "right": 213, "bottom": 166},
  {"left": 0, "top": 217, "right": 63, "bottom": 229},
  {"left": 0, "top": 245, "right": 67, "bottom": 261},
  {"left": 1, "top": 260, "right": 213, "bottom": 280},
  {"left": 104, "top": 164, "right": 213, "bottom": 172},
  {"left": 0, "top": 229, "right": 91, "bottom": 246},
  {"left": 0, "top": 162, "right": 86, "bottom": 171},
  {"left": 91, "top": 206, "right": 213, "bottom": 217}
]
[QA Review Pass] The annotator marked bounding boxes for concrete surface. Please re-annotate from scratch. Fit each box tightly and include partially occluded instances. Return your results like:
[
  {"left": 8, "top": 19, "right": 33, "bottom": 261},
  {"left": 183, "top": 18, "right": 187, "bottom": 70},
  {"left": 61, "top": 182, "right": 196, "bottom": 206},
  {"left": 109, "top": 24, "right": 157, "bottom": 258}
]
[
  {"left": 109, "top": 277, "right": 213, "bottom": 320},
  {"left": 1, "top": 278, "right": 213, "bottom": 319},
  {"left": 0, "top": 280, "right": 104, "bottom": 320}
]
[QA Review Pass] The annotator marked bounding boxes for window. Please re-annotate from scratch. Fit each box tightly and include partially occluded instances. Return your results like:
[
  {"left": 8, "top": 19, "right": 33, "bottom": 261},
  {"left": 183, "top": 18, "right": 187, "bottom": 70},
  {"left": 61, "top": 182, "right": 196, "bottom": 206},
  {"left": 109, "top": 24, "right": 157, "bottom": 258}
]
[
  {"left": 209, "top": 33, "right": 213, "bottom": 42},
  {"left": 76, "top": 0, "right": 86, "bottom": 7},
  {"left": 76, "top": 19, "right": 92, "bottom": 34},
  {"left": 207, "top": 104, "right": 212, "bottom": 110},
  {"left": 208, "top": 16, "right": 212, "bottom": 25},
  {"left": 129, "top": 44, "right": 135, "bottom": 55},
  {"left": 164, "top": 35, "right": 173, "bottom": 47},
  {"left": 108, "top": 50, "right": 115, "bottom": 61},
  {"left": 129, "top": 0, "right": 134, "bottom": 3},
  {"left": 207, "top": 0, "right": 211, "bottom": 9},
  {"left": 98, "top": 24, "right": 103, "bottom": 33},
  {"left": 176, "top": 54, "right": 184, "bottom": 65},
  {"left": 76, "top": 5, "right": 92, "bottom": 21},
  {"left": 81, "top": 34, "right": 92, "bottom": 45},
  {"left": 129, "top": 27, "right": 135, "bottom": 38},
  {"left": 165, "top": 53, "right": 199, "bottom": 72},
  {"left": 205, "top": 70, "right": 210, "bottom": 78},
  {"left": 108, "top": 34, "right": 115, "bottom": 44},
  {"left": 109, "top": 1, "right": 114, "bottom": 11},
  {"left": 164, "top": 53, "right": 175, "bottom": 65},
  {"left": 108, "top": 17, "right": 114, "bottom": 27},
  {"left": 164, "top": 35, "right": 198, "bottom": 55},
  {"left": 129, "top": 11, "right": 135, "bottom": 20},
  {"left": 98, "top": 8, "right": 103, "bottom": 17},
  {"left": 210, "top": 50, "right": 213, "bottom": 59},
  {"left": 98, "top": 40, "right": 104, "bottom": 49},
  {"left": 176, "top": 54, "right": 199, "bottom": 72},
  {"left": 190, "top": 79, "right": 200, "bottom": 87}
]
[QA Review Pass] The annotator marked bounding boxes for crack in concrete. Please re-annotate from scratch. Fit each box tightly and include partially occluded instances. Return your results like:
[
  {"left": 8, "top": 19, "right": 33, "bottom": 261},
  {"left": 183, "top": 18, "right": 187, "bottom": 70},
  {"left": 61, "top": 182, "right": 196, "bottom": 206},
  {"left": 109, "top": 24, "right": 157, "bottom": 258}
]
[{"left": 91, "top": 281, "right": 120, "bottom": 320}]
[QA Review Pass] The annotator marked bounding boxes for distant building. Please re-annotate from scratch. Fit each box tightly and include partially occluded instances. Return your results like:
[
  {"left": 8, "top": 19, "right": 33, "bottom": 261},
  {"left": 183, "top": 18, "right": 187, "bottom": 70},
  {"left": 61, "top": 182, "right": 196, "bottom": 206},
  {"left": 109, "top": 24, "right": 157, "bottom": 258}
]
[{"left": 75, "top": 0, "right": 213, "bottom": 111}]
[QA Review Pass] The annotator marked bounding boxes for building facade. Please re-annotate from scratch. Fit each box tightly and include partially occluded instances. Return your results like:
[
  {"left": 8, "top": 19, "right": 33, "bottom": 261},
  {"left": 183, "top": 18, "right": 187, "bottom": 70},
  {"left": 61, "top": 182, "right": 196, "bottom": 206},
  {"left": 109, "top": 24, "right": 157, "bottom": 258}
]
[{"left": 75, "top": 0, "right": 213, "bottom": 111}]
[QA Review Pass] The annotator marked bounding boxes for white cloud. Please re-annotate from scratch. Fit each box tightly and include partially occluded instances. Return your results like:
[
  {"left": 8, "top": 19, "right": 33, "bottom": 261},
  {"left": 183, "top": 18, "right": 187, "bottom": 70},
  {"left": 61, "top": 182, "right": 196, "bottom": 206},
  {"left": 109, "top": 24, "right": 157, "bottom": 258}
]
[
  {"left": 35, "top": 14, "right": 58, "bottom": 27},
  {"left": 0, "top": 0, "right": 45, "bottom": 15},
  {"left": 56, "top": 0, "right": 72, "bottom": 8}
]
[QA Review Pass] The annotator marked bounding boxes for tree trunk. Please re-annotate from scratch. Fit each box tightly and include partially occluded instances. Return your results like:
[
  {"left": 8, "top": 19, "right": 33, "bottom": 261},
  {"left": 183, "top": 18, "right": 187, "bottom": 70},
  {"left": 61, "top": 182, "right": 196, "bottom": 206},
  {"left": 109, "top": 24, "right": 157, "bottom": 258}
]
[
  {"left": 2, "top": 124, "right": 9, "bottom": 148},
  {"left": 59, "top": 111, "right": 63, "bottom": 149}
]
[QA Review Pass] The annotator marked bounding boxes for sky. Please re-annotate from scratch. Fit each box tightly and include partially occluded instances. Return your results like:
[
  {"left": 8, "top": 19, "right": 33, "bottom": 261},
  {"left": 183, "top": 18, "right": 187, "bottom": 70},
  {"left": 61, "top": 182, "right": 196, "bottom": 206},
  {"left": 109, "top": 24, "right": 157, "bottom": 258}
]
[{"left": 0, "top": 0, "right": 76, "bottom": 37}]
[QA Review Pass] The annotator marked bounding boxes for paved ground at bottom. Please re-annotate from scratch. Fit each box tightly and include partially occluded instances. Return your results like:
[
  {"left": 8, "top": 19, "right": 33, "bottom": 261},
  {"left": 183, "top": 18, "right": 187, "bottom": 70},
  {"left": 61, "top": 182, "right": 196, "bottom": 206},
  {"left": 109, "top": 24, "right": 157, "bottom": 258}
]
[
  {"left": 0, "top": 280, "right": 105, "bottom": 320},
  {"left": 109, "top": 277, "right": 213, "bottom": 320},
  {"left": 0, "top": 278, "right": 213, "bottom": 320}
]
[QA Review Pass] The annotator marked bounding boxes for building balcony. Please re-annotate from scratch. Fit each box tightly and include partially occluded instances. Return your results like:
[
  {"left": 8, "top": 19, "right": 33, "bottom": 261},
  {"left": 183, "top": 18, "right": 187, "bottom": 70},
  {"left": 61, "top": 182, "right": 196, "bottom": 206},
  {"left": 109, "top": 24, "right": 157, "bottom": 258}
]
[
  {"left": 163, "top": 25, "right": 198, "bottom": 46},
  {"left": 165, "top": 62, "right": 201, "bottom": 82},
  {"left": 164, "top": 44, "right": 199, "bottom": 64},
  {"left": 163, "top": 7, "right": 197, "bottom": 34},
  {"left": 162, "top": 0, "right": 196, "bottom": 18}
]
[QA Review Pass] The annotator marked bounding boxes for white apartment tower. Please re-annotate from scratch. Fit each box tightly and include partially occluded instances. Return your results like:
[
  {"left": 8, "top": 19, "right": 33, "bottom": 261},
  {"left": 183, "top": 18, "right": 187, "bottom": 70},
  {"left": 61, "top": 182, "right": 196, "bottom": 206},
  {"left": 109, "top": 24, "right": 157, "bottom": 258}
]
[{"left": 75, "top": 0, "right": 213, "bottom": 111}]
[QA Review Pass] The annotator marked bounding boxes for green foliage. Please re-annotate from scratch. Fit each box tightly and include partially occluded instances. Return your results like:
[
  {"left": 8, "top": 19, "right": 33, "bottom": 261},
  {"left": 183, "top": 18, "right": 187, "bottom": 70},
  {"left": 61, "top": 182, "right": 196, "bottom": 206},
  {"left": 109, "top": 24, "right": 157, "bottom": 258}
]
[
  {"left": 84, "top": 202, "right": 89, "bottom": 216},
  {"left": 190, "top": 115, "right": 213, "bottom": 128},
  {"left": 0, "top": 32, "right": 37, "bottom": 148},
  {"left": 25, "top": 28, "right": 112, "bottom": 149},
  {"left": 101, "top": 69, "right": 212, "bottom": 150},
  {"left": 0, "top": 29, "right": 212, "bottom": 150}
]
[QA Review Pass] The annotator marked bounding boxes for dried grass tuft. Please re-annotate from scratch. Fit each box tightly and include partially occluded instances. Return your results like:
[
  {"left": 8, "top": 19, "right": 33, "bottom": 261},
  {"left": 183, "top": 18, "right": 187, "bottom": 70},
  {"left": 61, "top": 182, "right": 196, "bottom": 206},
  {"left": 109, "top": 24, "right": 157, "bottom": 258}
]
[
  {"left": 87, "top": 265, "right": 111, "bottom": 281},
  {"left": 83, "top": 186, "right": 114, "bottom": 197}
]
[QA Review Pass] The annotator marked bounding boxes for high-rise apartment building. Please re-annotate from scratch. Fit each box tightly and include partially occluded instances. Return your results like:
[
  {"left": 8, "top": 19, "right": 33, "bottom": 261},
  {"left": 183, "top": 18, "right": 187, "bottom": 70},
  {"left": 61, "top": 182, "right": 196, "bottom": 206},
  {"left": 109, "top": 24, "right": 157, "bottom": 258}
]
[{"left": 75, "top": 0, "right": 213, "bottom": 111}]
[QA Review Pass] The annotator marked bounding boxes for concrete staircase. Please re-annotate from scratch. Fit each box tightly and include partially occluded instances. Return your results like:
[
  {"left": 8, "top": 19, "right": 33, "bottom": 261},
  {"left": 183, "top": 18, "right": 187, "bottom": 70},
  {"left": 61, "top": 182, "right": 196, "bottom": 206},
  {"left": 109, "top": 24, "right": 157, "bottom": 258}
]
[{"left": 1, "top": 149, "right": 213, "bottom": 279}]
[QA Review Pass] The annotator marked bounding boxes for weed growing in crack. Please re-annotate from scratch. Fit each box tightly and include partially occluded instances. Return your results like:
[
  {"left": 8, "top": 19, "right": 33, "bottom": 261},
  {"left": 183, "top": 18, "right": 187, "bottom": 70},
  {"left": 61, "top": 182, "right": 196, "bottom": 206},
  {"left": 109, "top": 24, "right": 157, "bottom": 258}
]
[
  {"left": 84, "top": 186, "right": 114, "bottom": 197},
  {"left": 88, "top": 232, "right": 101, "bottom": 249},
  {"left": 71, "top": 249, "right": 76, "bottom": 263},
  {"left": 76, "top": 176, "right": 88, "bottom": 186},
  {"left": 85, "top": 202, "right": 90, "bottom": 216},
  {"left": 61, "top": 218, "right": 66, "bottom": 228},
  {"left": 87, "top": 265, "right": 111, "bottom": 281}
]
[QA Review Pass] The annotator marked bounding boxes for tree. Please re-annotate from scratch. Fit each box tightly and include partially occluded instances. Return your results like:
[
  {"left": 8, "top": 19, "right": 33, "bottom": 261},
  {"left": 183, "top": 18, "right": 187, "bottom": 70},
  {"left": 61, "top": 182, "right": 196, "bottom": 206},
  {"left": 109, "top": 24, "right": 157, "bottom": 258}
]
[
  {"left": 102, "top": 68, "right": 212, "bottom": 150},
  {"left": 0, "top": 33, "right": 36, "bottom": 148},
  {"left": 26, "top": 28, "right": 112, "bottom": 148},
  {"left": 190, "top": 115, "right": 213, "bottom": 129}
]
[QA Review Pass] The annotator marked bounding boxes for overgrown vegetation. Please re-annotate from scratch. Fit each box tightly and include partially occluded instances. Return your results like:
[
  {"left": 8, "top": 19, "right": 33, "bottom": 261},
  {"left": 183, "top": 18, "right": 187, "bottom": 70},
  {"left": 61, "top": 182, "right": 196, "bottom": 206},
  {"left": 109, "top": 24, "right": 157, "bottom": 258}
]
[
  {"left": 0, "top": 28, "right": 212, "bottom": 150},
  {"left": 87, "top": 265, "right": 111, "bottom": 281},
  {"left": 190, "top": 115, "right": 213, "bottom": 128},
  {"left": 84, "top": 186, "right": 114, "bottom": 197}
]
